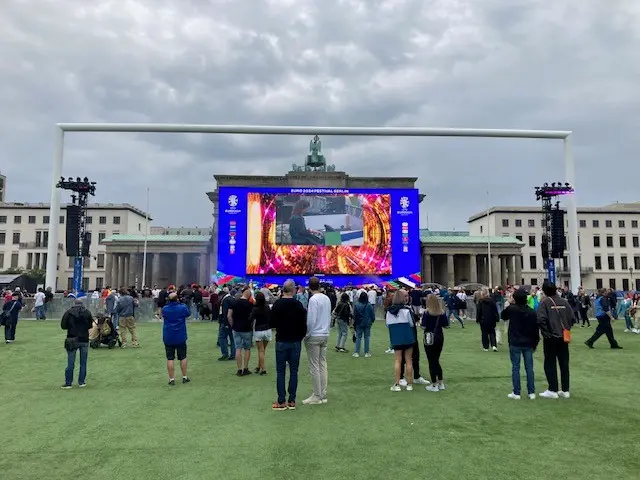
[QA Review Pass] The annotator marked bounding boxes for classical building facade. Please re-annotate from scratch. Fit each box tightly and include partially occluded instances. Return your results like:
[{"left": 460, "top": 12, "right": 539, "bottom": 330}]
[
  {"left": 468, "top": 203, "right": 640, "bottom": 290},
  {"left": 420, "top": 230, "right": 523, "bottom": 287}
]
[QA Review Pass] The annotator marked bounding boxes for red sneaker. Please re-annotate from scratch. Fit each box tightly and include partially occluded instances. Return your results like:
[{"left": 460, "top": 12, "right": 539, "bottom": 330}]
[
  {"left": 286, "top": 401, "right": 296, "bottom": 410},
  {"left": 272, "top": 402, "right": 287, "bottom": 411}
]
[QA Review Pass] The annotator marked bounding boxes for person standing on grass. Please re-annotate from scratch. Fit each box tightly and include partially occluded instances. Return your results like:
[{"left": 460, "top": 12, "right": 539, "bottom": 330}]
[
  {"left": 421, "top": 294, "right": 448, "bottom": 392},
  {"left": 303, "top": 277, "right": 331, "bottom": 406},
  {"left": 386, "top": 289, "right": 416, "bottom": 392},
  {"left": 116, "top": 288, "right": 139, "bottom": 348},
  {"left": 2, "top": 292, "right": 23, "bottom": 344},
  {"left": 270, "top": 279, "right": 307, "bottom": 411},
  {"left": 61, "top": 299, "right": 93, "bottom": 389},
  {"left": 251, "top": 291, "right": 272, "bottom": 376},
  {"left": 537, "top": 281, "right": 574, "bottom": 399},
  {"left": 353, "top": 291, "right": 375, "bottom": 358},
  {"left": 105, "top": 288, "right": 118, "bottom": 330},
  {"left": 476, "top": 288, "right": 499, "bottom": 352},
  {"left": 161, "top": 293, "right": 191, "bottom": 386},
  {"left": 585, "top": 288, "right": 623, "bottom": 350},
  {"left": 229, "top": 288, "right": 254, "bottom": 376},
  {"left": 398, "top": 294, "right": 430, "bottom": 388},
  {"left": 502, "top": 288, "right": 539, "bottom": 400},
  {"left": 333, "top": 293, "right": 352, "bottom": 353},
  {"left": 33, "top": 287, "right": 46, "bottom": 320}
]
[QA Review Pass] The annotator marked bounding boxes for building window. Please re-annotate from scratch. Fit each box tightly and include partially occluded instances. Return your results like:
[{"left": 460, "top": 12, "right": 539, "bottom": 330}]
[
  {"left": 606, "top": 236, "right": 613, "bottom": 248},
  {"left": 98, "top": 232, "right": 106, "bottom": 243},
  {"left": 85, "top": 216, "right": 93, "bottom": 224},
  {"left": 60, "top": 215, "right": 65, "bottom": 224},
  {"left": 12, "top": 232, "right": 20, "bottom": 244},
  {"left": 619, "top": 220, "right": 625, "bottom": 228},
  {"left": 11, "top": 253, "right": 18, "bottom": 268},
  {"left": 82, "top": 277, "right": 89, "bottom": 292},
  {"left": 528, "top": 235, "right": 536, "bottom": 247},
  {"left": 621, "top": 255, "right": 628, "bottom": 270},
  {"left": 0, "top": 216, "right": 6, "bottom": 223},
  {"left": 112, "top": 230, "right": 120, "bottom": 235},
  {"left": 515, "top": 219, "right": 522, "bottom": 227},
  {"left": 594, "top": 255, "right": 602, "bottom": 270},
  {"left": 26, "top": 252, "right": 33, "bottom": 270},
  {"left": 637, "top": 279, "right": 640, "bottom": 291},
  {"left": 83, "top": 257, "right": 90, "bottom": 269},
  {"left": 531, "top": 278, "right": 538, "bottom": 286},
  {"left": 529, "top": 256, "right": 537, "bottom": 269},
  {"left": 593, "top": 220, "right": 599, "bottom": 228},
  {"left": 113, "top": 216, "right": 121, "bottom": 225},
  {"left": 595, "top": 278, "right": 603, "bottom": 289},
  {"left": 607, "top": 256, "right": 615, "bottom": 270},
  {"left": 633, "top": 220, "right": 638, "bottom": 228},
  {"left": 0, "top": 253, "right": 3, "bottom": 269},
  {"left": 43, "top": 216, "right": 50, "bottom": 224},
  {"left": 28, "top": 216, "right": 36, "bottom": 224},
  {"left": 67, "top": 277, "right": 73, "bottom": 290},
  {"left": 635, "top": 256, "right": 640, "bottom": 270},
  {"left": 96, "top": 277, "right": 104, "bottom": 290},
  {"left": 138, "top": 223, "right": 142, "bottom": 231},
  {"left": 480, "top": 226, "right": 483, "bottom": 234},
  {"left": 579, "top": 220, "right": 586, "bottom": 228},
  {"left": 97, "top": 253, "right": 105, "bottom": 268},
  {"left": 593, "top": 236, "right": 600, "bottom": 247},
  {"left": 515, "top": 235, "right": 523, "bottom": 241},
  {"left": 502, "top": 219, "right": 509, "bottom": 227},
  {"left": 620, "top": 236, "right": 627, "bottom": 248},
  {"left": 15, "top": 216, "right": 22, "bottom": 224},
  {"left": 99, "top": 216, "right": 107, "bottom": 224},
  {"left": 68, "top": 257, "right": 74, "bottom": 268},
  {"left": 622, "top": 278, "right": 629, "bottom": 291},
  {"left": 609, "top": 278, "right": 616, "bottom": 289},
  {"left": 633, "top": 236, "right": 639, "bottom": 248},
  {"left": 605, "top": 220, "right": 612, "bottom": 228},
  {"left": 528, "top": 219, "right": 535, "bottom": 227},
  {"left": 0, "top": 232, "right": 5, "bottom": 245}
]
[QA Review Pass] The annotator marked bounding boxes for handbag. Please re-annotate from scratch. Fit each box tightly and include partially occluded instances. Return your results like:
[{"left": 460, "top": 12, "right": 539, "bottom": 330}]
[
  {"left": 64, "top": 337, "right": 79, "bottom": 352},
  {"left": 423, "top": 314, "right": 440, "bottom": 347},
  {"left": 550, "top": 298, "right": 571, "bottom": 343}
]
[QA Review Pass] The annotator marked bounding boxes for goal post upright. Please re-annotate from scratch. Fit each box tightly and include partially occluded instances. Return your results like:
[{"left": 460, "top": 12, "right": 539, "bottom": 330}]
[{"left": 45, "top": 124, "right": 579, "bottom": 292}]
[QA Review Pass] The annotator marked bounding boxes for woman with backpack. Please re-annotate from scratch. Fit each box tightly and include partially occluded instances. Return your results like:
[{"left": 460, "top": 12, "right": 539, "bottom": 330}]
[
  {"left": 353, "top": 291, "right": 375, "bottom": 358},
  {"left": 421, "top": 294, "right": 449, "bottom": 392},
  {"left": 2, "top": 292, "right": 23, "bottom": 344},
  {"left": 333, "top": 293, "right": 352, "bottom": 353}
]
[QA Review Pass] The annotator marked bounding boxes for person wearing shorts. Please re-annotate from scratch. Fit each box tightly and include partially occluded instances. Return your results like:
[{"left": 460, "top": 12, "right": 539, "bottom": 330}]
[
  {"left": 251, "top": 291, "right": 272, "bottom": 375},
  {"left": 385, "top": 289, "right": 416, "bottom": 392},
  {"left": 229, "top": 289, "right": 255, "bottom": 376},
  {"left": 161, "top": 293, "right": 191, "bottom": 386}
]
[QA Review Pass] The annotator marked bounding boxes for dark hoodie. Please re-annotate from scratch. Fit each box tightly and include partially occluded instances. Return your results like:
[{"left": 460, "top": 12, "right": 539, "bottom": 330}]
[
  {"left": 476, "top": 297, "right": 499, "bottom": 327},
  {"left": 61, "top": 303, "right": 94, "bottom": 343},
  {"left": 501, "top": 289, "right": 540, "bottom": 349}
]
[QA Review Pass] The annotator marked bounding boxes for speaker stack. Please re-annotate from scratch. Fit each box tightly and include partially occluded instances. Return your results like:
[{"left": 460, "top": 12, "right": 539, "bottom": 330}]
[{"left": 65, "top": 205, "right": 81, "bottom": 257}]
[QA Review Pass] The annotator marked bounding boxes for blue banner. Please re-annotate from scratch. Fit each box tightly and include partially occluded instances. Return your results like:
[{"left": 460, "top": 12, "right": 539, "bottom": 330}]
[
  {"left": 546, "top": 258, "right": 556, "bottom": 285},
  {"left": 73, "top": 256, "right": 83, "bottom": 293}
]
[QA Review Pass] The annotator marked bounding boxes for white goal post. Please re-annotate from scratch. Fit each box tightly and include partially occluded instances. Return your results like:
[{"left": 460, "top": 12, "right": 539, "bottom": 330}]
[{"left": 45, "top": 124, "right": 579, "bottom": 292}]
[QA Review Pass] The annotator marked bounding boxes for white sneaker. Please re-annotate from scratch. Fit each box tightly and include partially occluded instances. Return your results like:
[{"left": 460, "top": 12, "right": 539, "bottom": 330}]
[
  {"left": 482, "top": 348, "right": 489, "bottom": 352},
  {"left": 632, "top": 328, "right": 639, "bottom": 334},
  {"left": 539, "top": 390, "right": 559, "bottom": 399},
  {"left": 558, "top": 391, "right": 571, "bottom": 399},
  {"left": 426, "top": 385, "right": 439, "bottom": 392},
  {"left": 624, "top": 329, "right": 630, "bottom": 333},
  {"left": 385, "top": 348, "right": 394, "bottom": 354},
  {"left": 492, "top": 346, "right": 498, "bottom": 352},
  {"left": 507, "top": 393, "right": 521, "bottom": 400},
  {"left": 321, "top": 398, "right": 328, "bottom": 404},
  {"left": 438, "top": 384, "right": 446, "bottom": 391},
  {"left": 528, "top": 393, "right": 536, "bottom": 400},
  {"left": 398, "top": 378, "right": 408, "bottom": 387},
  {"left": 302, "top": 395, "right": 323, "bottom": 405},
  {"left": 414, "top": 377, "right": 430, "bottom": 385},
  {"left": 364, "top": 353, "right": 371, "bottom": 358},
  {"left": 406, "top": 384, "right": 413, "bottom": 391},
  {"left": 390, "top": 384, "right": 401, "bottom": 392},
  {"left": 352, "top": 353, "right": 359, "bottom": 358}
]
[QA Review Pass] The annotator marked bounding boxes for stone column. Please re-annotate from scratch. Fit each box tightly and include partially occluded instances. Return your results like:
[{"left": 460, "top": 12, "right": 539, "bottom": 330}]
[
  {"left": 446, "top": 254, "right": 455, "bottom": 287},
  {"left": 152, "top": 253, "right": 161, "bottom": 286},
  {"left": 423, "top": 253, "right": 432, "bottom": 283},
  {"left": 469, "top": 254, "right": 478, "bottom": 283},
  {"left": 500, "top": 256, "right": 508, "bottom": 286},
  {"left": 198, "top": 254, "right": 208, "bottom": 285},
  {"left": 123, "top": 254, "right": 130, "bottom": 287},
  {"left": 176, "top": 253, "right": 184, "bottom": 286},
  {"left": 515, "top": 255, "right": 522, "bottom": 286},
  {"left": 117, "top": 255, "right": 124, "bottom": 288},
  {"left": 508, "top": 256, "right": 516, "bottom": 286},
  {"left": 105, "top": 253, "right": 113, "bottom": 287},
  {"left": 490, "top": 255, "right": 500, "bottom": 288},
  {"left": 129, "top": 253, "right": 139, "bottom": 287}
]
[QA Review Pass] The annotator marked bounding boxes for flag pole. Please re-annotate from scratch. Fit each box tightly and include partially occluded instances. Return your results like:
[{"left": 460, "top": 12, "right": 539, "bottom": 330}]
[{"left": 141, "top": 188, "right": 149, "bottom": 288}]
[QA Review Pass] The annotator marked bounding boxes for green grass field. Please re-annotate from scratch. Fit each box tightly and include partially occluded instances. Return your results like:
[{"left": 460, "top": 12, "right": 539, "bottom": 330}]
[{"left": 1, "top": 321, "right": 638, "bottom": 480}]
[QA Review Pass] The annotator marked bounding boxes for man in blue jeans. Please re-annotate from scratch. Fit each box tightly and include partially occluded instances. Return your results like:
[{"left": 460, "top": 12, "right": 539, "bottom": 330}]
[
  {"left": 270, "top": 280, "right": 307, "bottom": 410},
  {"left": 61, "top": 299, "right": 94, "bottom": 389},
  {"left": 218, "top": 288, "right": 236, "bottom": 361}
]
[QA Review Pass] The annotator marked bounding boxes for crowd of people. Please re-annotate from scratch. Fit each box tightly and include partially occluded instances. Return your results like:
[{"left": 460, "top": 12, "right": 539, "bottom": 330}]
[{"left": 1, "top": 279, "right": 638, "bottom": 406}]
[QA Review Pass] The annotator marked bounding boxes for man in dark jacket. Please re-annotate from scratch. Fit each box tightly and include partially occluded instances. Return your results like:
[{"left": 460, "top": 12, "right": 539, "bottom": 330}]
[
  {"left": 61, "top": 299, "right": 94, "bottom": 389},
  {"left": 606, "top": 289, "right": 618, "bottom": 319},
  {"left": 502, "top": 288, "right": 539, "bottom": 399},
  {"left": 537, "top": 281, "right": 574, "bottom": 399},
  {"left": 476, "top": 289, "right": 499, "bottom": 351},
  {"left": 217, "top": 288, "right": 236, "bottom": 361}
]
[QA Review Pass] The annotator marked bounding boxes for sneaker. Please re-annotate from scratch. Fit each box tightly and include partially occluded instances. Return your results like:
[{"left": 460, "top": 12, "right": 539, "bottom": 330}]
[
  {"left": 217, "top": 356, "right": 229, "bottom": 361},
  {"left": 286, "top": 401, "right": 296, "bottom": 410},
  {"left": 226, "top": 356, "right": 235, "bottom": 361},
  {"left": 426, "top": 385, "right": 439, "bottom": 392},
  {"left": 558, "top": 391, "right": 570, "bottom": 399},
  {"left": 385, "top": 348, "right": 394, "bottom": 354},
  {"left": 624, "top": 329, "right": 630, "bottom": 333},
  {"left": 438, "top": 384, "right": 446, "bottom": 391},
  {"left": 272, "top": 402, "right": 287, "bottom": 411},
  {"left": 611, "top": 345, "right": 623, "bottom": 349},
  {"left": 507, "top": 393, "right": 521, "bottom": 400},
  {"left": 339, "top": 348, "right": 348, "bottom": 353},
  {"left": 632, "top": 329, "right": 639, "bottom": 334},
  {"left": 406, "top": 384, "right": 413, "bottom": 391},
  {"left": 78, "top": 383, "right": 86, "bottom": 388},
  {"left": 414, "top": 377, "right": 430, "bottom": 385},
  {"left": 492, "top": 346, "right": 498, "bottom": 352},
  {"left": 120, "top": 343, "right": 127, "bottom": 348},
  {"left": 482, "top": 348, "right": 489, "bottom": 352},
  {"left": 352, "top": 353, "right": 359, "bottom": 358},
  {"left": 61, "top": 384, "right": 72, "bottom": 390},
  {"left": 182, "top": 377, "right": 191, "bottom": 384},
  {"left": 242, "top": 369, "right": 252, "bottom": 376},
  {"left": 254, "top": 367, "right": 261, "bottom": 373},
  {"left": 528, "top": 393, "right": 536, "bottom": 400},
  {"left": 390, "top": 384, "right": 402, "bottom": 392},
  {"left": 398, "top": 378, "right": 408, "bottom": 387},
  {"left": 260, "top": 370, "right": 268, "bottom": 376},
  {"left": 236, "top": 370, "right": 243, "bottom": 377},
  {"left": 302, "top": 395, "right": 323, "bottom": 405},
  {"left": 539, "top": 390, "right": 559, "bottom": 399},
  {"left": 584, "top": 341, "right": 594, "bottom": 349},
  {"left": 321, "top": 398, "right": 328, "bottom": 404},
  {"left": 364, "top": 353, "right": 372, "bottom": 358},
  {"left": 168, "top": 379, "right": 175, "bottom": 386}
]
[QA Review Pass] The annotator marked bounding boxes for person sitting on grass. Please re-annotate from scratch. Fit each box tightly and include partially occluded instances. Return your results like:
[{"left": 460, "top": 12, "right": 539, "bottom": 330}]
[
  {"left": 162, "top": 293, "right": 191, "bottom": 386},
  {"left": 501, "top": 288, "right": 539, "bottom": 400},
  {"left": 386, "top": 289, "right": 416, "bottom": 392}
]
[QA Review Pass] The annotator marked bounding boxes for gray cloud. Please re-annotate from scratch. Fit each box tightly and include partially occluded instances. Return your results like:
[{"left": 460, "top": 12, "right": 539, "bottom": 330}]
[{"left": 1, "top": 0, "right": 638, "bottom": 231}]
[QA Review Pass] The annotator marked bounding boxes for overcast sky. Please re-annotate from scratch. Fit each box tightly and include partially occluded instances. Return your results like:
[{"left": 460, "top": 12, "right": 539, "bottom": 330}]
[{"left": 1, "top": 0, "right": 638, "bottom": 231}]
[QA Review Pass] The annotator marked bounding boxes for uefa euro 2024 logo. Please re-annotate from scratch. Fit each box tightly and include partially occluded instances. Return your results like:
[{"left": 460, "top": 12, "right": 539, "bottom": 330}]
[
  {"left": 228, "top": 195, "right": 239, "bottom": 208},
  {"left": 399, "top": 196, "right": 410, "bottom": 211}
]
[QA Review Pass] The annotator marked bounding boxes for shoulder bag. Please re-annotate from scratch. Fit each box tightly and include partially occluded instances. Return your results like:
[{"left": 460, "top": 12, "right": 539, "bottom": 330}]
[{"left": 423, "top": 314, "right": 440, "bottom": 347}]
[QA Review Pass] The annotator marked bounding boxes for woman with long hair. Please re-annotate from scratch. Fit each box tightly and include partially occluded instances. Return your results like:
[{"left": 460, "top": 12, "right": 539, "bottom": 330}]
[
  {"left": 421, "top": 294, "right": 449, "bottom": 392},
  {"left": 250, "top": 291, "right": 271, "bottom": 375},
  {"left": 353, "top": 291, "right": 375, "bottom": 357},
  {"left": 385, "top": 290, "right": 416, "bottom": 391},
  {"left": 333, "top": 292, "right": 352, "bottom": 352}
]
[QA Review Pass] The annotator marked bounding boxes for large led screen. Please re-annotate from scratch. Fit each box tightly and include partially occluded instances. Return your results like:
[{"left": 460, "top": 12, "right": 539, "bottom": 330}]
[{"left": 217, "top": 187, "right": 420, "bottom": 286}]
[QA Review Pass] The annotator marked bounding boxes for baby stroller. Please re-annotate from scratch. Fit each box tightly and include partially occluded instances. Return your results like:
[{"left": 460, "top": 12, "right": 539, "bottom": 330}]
[{"left": 89, "top": 314, "right": 121, "bottom": 349}]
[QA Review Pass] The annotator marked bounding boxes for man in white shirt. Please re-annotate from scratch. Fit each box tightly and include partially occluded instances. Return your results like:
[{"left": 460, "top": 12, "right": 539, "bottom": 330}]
[
  {"left": 303, "top": 277, "right": 331, "bottom": 406},
  {"left": 34, "top": 287, "right": 46, "bottom": 320},
  {"left": 367, "top": 288, "right": 377, "bottom": 317}
]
